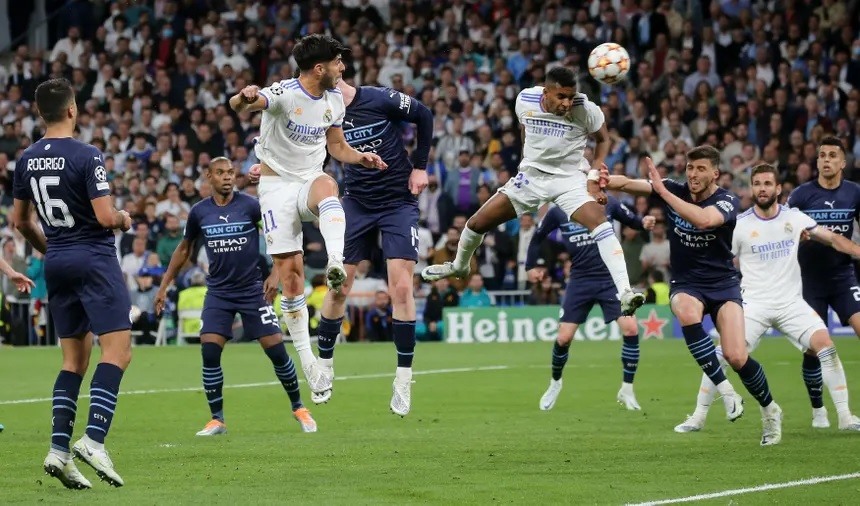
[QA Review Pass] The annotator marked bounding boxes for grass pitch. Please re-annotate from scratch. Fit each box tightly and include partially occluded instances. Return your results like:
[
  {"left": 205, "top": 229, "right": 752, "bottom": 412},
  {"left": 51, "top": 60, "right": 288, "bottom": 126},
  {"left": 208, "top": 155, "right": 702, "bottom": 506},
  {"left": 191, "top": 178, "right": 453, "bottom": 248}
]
[{"left": 2, "top": 338, "right": 860, "bottom": 504}]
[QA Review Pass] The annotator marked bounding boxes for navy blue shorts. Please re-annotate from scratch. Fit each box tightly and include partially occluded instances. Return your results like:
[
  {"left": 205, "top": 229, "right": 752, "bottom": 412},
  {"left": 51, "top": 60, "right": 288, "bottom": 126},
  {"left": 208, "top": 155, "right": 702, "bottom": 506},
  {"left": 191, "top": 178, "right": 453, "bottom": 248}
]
[
  {"left": 803, "top": 277, "right": 860, "bottom": 325},
  {"left": 670, "top": 282, "right": 743, "bottom": 324},
  {"left": 561, "top": 278, "right": 620, "bottom": 324},
  {"left": 343, "top": 197, "right": 419, "bottom": 264},
  {"left": 201, "top": 291, "right": 281, "bottom": 341},
  {"left": 45, "top": 250, "right": 132, "bottom": 338}
]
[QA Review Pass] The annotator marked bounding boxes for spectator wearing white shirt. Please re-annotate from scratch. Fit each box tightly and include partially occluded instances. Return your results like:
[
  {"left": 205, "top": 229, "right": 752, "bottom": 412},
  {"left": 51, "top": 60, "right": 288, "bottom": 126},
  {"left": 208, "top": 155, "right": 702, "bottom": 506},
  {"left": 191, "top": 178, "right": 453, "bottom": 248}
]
[
  {"left": 121, "top": 238, "right": 150, "bottom": 291},
  {"left": 640, "top": 222, "right": 671, "bottom": 281},
  {"left": 50, "top": 27, "right": 85, "bottom": 65}
]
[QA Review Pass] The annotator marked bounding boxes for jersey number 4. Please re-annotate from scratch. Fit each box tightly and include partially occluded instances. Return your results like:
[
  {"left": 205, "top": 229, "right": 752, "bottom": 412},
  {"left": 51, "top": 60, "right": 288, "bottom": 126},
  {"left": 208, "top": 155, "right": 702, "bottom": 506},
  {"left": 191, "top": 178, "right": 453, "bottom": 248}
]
[{"left": 30, "top": 176, "right": 75, "bottom": 228}]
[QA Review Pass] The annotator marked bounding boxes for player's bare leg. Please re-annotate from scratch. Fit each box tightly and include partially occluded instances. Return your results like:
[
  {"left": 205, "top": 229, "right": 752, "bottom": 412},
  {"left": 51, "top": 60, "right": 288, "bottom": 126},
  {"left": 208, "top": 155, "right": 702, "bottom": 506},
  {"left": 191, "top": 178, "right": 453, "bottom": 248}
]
[
  {"left": 313, "top": 263, "right": 357, "bottom": 404},
  {"left": 539, "top": 323, "right": 576, "bottom": 410},
  {"left": 196, "top": 334, "right": 228, "bottom": 436},
  {"left": 72, "top": 329, "right": 131, "bottom": 486},
  {"left": 258, "top": 334, "right": 317, "bottom": 432},
  {"left": 671, "top": 294, "right": 744, "bottom": 428},
  {"left": 422, "top": 192, "right": 517, "bottom": 281},
  {"left": 572, "top": 202, "right": 644, "bottom": 316},
  {"left": 388, "top": 258, "right": 417, "bottom": 416},
  {"left": 306, "top": 175, "right": 347, "bottom": 292},
  {"left": 44, "top": 334, "right": 93, "bottom": 490},
  {"left": 275, "top": 252, "right": 326, "bottom": 394},
  {"left": 806, "top": 329, "right": 860, "bottom": 431},
  {"left": 717, "top": 302, "right": 782, "bottom": 445},
  {"left": 616, "top": 316, "right": 642, "bottom": 410}
]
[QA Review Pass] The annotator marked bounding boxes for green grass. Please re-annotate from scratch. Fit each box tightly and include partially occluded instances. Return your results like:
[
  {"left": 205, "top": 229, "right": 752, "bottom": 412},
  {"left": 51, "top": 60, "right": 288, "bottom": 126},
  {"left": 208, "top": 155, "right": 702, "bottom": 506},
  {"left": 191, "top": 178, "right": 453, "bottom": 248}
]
[{"left": 2, "top": 339, "right": 860, "bottom": 504}]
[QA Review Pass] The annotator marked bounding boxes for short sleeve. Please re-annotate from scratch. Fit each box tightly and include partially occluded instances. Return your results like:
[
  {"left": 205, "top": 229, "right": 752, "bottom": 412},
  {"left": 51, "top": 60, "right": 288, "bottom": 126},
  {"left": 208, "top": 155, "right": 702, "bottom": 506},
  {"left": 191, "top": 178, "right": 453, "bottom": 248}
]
[
  {"left": 711, "top": 192, "right": 739, "bottom": 223},
  {"left": 786, "top": 187, "right": 802, "bottom": 209},
  {"left": 793, "top": 209, "right": 818, "bottom": 230},
  {"left": 660, "top": 178, "right": 686, "bottom": 197},
  {"left": 250, "top": 197, "right": 262, "bottom": 224},
  {"left": 85, "top": 150, "right": 111, "bottom": 200},
  {"left": 258, "top": 80, "right": 293, "bottom": 115},
  {"left": 12, "top": 157, "right": 30, "bottom": 200},
  {"left": 580, "top": 98, "right": 605, "bottom": 134},
  {"left": 183, "top": 206, "right": 201, "bottom": 241},
  {"left": 330, "top": 92, "right": 346, "bottom": 128}
]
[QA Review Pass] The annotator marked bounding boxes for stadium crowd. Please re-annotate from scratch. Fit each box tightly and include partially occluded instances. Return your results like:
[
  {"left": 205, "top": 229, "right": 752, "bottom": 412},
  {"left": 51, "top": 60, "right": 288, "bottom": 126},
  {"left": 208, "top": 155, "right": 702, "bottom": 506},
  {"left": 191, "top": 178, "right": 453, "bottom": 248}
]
[{"left": 0, "top": 0, "right": 858, "bottom": 346}]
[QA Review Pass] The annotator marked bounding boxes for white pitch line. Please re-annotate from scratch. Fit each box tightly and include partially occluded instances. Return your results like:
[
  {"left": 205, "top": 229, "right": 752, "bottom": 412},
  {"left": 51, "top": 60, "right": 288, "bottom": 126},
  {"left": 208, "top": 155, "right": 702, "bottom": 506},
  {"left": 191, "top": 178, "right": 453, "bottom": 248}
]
[
  {"left": 628, "top": 472, "right": 860, "bottom": 505},
  {"left": 0, "top": 365, "right": 509, "bottom": 406}
]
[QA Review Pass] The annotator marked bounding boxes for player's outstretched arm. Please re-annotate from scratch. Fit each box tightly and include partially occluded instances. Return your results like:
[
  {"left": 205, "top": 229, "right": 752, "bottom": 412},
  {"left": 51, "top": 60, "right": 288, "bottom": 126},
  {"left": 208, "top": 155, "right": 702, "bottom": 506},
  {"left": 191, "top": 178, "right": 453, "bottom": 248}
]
[
  {"left": 229, "top": 85, "right": 267, "bottom": 113},
  {"left": 604, "top": 175, "right": 654, "bottom": 196},
  {"left": 591, "top": 122, "right": 611, "bottom": 172},
  {"left": 645, "top": 158, "right": 728, "bottom": 230},
  {"left": 809, "top": 226, "right": 860, "bottom": 259},
  {"left": 12, "top": 199, "right": 47, "bottom": 254},
  {"left": 0, "top": 256, "right": 34, "bottom": 293},
  {"left": 325, "top": 127, "right": 388, "bottom": 169},
  {"left": 154, "top": 238, "right": 193, "bottom": 315}
]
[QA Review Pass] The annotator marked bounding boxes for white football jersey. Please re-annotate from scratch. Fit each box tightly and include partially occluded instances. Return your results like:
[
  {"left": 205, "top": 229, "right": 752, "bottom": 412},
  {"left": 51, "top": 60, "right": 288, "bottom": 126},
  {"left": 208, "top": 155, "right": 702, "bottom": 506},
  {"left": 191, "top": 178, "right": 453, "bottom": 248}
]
[
  {"left": 255, "top": 78, "right": 345, "bottom": 181},
  {"left": 732, "top": 205, "right": 818, "bottom": 306},
  {"left": 515, "top": 87, "right": 604, "bottom": 176}
]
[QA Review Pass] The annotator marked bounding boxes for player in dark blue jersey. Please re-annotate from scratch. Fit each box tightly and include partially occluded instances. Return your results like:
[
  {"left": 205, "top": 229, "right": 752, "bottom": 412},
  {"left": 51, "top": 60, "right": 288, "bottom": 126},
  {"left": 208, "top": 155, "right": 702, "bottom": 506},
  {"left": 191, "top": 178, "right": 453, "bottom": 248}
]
[
  {"left": 787, "top": 136, "right": 860, "bottom": 429},
  {"left": 315, "top": 79, "right": 433, "bottom": 415},
  {"left": 13, "top": 78, "right": 132, "bottom": 488},
  {"left": 154, "top": 157, "right": 317, "bottom": 435},
  {"left": 604, "top": 146, "right": 784, "bottom": 445},
  {"left": 525, "top": 198, "right": 655, "bottom": 411}
]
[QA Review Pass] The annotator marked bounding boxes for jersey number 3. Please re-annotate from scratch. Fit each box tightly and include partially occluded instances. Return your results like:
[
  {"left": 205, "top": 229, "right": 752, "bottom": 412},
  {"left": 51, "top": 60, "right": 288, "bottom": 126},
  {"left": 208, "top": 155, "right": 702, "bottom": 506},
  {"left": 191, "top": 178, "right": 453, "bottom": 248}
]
[{"left": 30, "top": 176, "right": 75, "bottom": 228}]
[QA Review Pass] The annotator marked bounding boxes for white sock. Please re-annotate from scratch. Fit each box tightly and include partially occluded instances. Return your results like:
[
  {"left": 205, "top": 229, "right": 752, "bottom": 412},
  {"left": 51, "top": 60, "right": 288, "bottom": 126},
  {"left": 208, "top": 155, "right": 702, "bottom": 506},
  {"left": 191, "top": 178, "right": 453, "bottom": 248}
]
[
  {"left": 452, "top": 226, "right": 484, "bottom": 271},
  {"left": 49, "top": 448, "right": 71, "bottom": 463},
  {"left": 82, "top": 434, "right": 104, "bottom": 451},
  {"left": 318, "top": 197, "right": 345, "bottom": 262},
  {"left": 693, "top": 373, "right": 718, "bottom": 418},
  {"left": 282, "top": 296, "right": 316, "bottom": 368},
  {"left": 590, "top": 222, "right": 631, "bottom": 294},
  {"left": 396, "top": 366, "right": 413, "bottom": 381},
  {"left": 819, "top": 346, "right": 850, "bottom": 416}
]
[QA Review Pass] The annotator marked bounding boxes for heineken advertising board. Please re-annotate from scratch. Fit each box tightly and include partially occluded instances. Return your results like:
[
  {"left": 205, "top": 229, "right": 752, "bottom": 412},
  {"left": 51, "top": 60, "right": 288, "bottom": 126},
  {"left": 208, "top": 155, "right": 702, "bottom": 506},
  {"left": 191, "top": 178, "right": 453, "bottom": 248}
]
[{"left": 443, "top": 305, "right": 673, "bottom": 343}]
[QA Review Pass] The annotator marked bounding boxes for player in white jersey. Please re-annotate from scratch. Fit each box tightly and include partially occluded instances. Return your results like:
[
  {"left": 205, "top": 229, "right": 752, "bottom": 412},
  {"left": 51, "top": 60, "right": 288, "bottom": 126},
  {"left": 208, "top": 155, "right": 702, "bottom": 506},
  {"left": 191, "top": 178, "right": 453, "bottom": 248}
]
[
  {"left": 421, "top": 67, "right": 644, "bottom": 315},
  {"left": 229, "top": 35, "right": 386, "bottom": 394},
  {"left": 674, "top": 164, "right": 860, "bottom": 436}
]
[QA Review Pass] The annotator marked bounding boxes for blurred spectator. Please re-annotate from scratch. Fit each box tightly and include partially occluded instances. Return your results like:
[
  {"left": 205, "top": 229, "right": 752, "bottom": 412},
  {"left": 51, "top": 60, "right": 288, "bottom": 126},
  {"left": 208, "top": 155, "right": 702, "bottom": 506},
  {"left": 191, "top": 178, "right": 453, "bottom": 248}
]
[
  {"left": 645, "top": 269, "right": 670, "bottom": 305},
  {"left": 306, "top": 274, "right": 328, "bottom": 334},
  {"left": 350, "top": 260, "right": 387, "bottom": 308},
  {"left": 365, "top": 290, "right": 393, "bottom": 342},
  {"left": 459, "top": 274, "right": 492, "bottom": 308},
  {"left": 156, "top": 214, "right": 182, "bottom": 266},
  {"left": 639, "top": 221, "right": 671, "bottom": 281},
  {"left": 423, "top": 278, "right": 459, "bottom": 341},
  {"left": 621, "top": 226, "right": 646, "bottom": 287}
]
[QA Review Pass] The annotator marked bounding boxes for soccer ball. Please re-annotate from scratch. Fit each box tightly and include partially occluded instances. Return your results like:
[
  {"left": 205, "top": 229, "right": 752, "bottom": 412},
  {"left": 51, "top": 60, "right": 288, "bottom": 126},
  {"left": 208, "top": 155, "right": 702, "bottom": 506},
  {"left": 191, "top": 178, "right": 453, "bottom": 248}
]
[{"left": 588, "top": 43, "right": 631, "bottom": 85}]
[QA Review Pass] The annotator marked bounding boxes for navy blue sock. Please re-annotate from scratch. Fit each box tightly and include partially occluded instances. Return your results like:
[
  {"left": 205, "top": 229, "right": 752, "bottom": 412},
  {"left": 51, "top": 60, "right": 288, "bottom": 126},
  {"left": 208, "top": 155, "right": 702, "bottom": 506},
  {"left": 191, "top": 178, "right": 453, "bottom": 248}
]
[
  {"left": 735, "top": 357, "right": 773, "bottom": 408},
  {"left": 264, "top": 342, "right": 303, "bottom": 411},
  {"left": 551, "top": 341, "right": 570, "bottom": 380},
  {"left": 51, "top": 370, "right": 83, "bottom": 453},
  {"left": 393, "top": 319, "right": 416, "bottom": 368},
  {"left": 621, "top": 334, "right": 640, "bottom": 384},
  {"left": 85, "top": 363, "right": 124, "bottom": 443},
  {"left": 317, "top": 316, "right": 343, "bottom": 360},
  {"left": 682, "top": 323, "right": 727, "bottom": 386},
  {"left": 802, "top": 353, "right": 824, "bottom": 409},
  {"left": 201, "top": 342, "right": 224, "bottom": 422}
]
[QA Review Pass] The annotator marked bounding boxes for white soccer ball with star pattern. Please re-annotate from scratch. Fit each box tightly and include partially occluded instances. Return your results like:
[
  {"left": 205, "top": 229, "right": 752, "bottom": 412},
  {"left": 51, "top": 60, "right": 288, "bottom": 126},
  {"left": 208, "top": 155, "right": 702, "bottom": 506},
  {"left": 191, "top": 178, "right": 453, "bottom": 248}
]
[{"left": 588, "top": 42, "right": 630, "bottom": 85}]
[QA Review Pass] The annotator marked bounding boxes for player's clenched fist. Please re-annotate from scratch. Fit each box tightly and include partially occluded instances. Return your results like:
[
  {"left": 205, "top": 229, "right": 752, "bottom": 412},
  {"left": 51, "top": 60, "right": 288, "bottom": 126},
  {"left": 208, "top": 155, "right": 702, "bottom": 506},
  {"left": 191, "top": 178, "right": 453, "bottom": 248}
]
[
  {"left": 240, "top": 85, "right": 260, "bottom": 103},
  {"left": 248, "top": 163, "right": 261, "bottom": 184},
  {"left": 358, "top": 152, "right": 387, "bottom": 170}
]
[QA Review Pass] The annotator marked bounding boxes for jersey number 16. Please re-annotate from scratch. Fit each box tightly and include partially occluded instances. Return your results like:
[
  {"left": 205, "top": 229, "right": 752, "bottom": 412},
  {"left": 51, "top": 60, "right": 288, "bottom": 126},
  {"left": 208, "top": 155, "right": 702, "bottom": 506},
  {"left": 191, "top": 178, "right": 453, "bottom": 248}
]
[{"left": 31, "top": 177, "right": 75, "bottom": 228}]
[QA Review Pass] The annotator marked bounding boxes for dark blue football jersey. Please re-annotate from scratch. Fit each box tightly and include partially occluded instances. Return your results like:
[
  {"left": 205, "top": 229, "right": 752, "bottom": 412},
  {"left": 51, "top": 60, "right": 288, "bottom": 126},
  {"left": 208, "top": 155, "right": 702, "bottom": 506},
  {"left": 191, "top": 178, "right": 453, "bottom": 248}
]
[
  {"left": 787, "top": 179, "right": 860, "bottom": 288},
  {"left": 184, "top": 193, "right": 264, "bottom": 297},
  {"left": 12, "top": 138, "right": 114, "bottom": 254},
  {"left": 341, "top": 87, "right": 433, "bottom": 209},
  {"left": 526, "top": 197, "right": 644, "bottom": 279},
  {"left": 658, "top": 180, "right": 739, "bottom": 285}
]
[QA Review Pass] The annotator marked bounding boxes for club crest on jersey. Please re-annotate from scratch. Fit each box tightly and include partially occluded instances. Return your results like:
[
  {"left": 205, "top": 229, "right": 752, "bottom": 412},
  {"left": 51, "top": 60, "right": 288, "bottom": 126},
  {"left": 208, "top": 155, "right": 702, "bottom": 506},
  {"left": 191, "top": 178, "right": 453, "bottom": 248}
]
[
  {"left": 785, "top": 222, "right": 793, "bottom": 234},
  {"left": 324, "top": 109, "right": 332, "bottom": 122},
  {"left": 266, "top": 235, "right": 273, "bottom": 245},
  {"left": 294, "top": 107, "right": 303, "bottom": 116},
  {"left": 750, "top": 230, "right": 759, "bottom": 238}
]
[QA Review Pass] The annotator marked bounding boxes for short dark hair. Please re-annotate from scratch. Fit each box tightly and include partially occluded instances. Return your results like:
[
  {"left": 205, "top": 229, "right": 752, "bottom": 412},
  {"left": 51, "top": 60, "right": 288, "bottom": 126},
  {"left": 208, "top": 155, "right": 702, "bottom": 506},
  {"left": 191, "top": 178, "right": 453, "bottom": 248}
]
[
  {"left": 751, "top": 163, "right": 779, "bottom": 182},
  {"left": 686, "top": 145, "right": 721, "bottom": 171},
  {"left": 545, "top": 66, "right": 577, "bottom": 88},
  {"left": 818, "top": 135, "right": 845, "bottom": 156},
  {"left": 35, "top": 78, "right": 74, "bottom": 124},
  {"left": 292, "top": 34, "right": 349, "bottom": 71}
]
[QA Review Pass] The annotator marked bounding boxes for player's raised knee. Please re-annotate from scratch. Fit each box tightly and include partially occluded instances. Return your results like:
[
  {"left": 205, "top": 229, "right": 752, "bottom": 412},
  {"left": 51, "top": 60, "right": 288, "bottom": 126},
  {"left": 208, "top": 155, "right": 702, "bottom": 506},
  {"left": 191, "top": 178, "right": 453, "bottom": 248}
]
[{"left": 809, "top": 329, "right": 834, "bottom": 352}]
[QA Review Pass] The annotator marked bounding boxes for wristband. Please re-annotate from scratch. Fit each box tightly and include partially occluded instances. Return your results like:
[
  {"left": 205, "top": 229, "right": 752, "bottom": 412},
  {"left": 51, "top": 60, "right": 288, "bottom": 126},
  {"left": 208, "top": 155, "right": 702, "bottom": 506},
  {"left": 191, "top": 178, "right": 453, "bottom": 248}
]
[{"left": 587, "top": 169, "right": 601, "bottom": 182}]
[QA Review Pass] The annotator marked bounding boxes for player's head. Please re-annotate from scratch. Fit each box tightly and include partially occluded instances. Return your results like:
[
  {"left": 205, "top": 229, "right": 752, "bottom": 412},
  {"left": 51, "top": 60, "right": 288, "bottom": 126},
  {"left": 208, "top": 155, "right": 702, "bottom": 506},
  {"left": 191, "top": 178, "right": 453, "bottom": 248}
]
[
  {"left": 35, "top": 78, "right": 77, "bottom": 125},
  {"left": 292, "top": 34, "right": 349, "bottom": 89},
  {"left": 685, "top": 145, "right": 721, "bottom": 195},
  {"left": 750, "top": 163, "right": 781, "bottom": 210},
  {"left": 817, "top": 136, "right": 846, "bottom": 181},
  {"left": 542, "top": 67, "right": 577, "bottom": 117},
  {"left": 206, "top": 157, "right": 235, "bottom": 197}
]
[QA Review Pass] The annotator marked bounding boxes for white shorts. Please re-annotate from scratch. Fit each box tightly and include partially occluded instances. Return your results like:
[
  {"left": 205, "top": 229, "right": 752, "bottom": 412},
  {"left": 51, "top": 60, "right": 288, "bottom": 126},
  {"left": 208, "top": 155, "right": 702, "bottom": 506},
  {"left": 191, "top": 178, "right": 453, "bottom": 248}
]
[
  {"left": 497, "top": 165, "right": 593, "bottom": 218},
  {"left": 258, "top": 174, "right": 323, "bottom": 255},
  {"left": 744, "top": 299, "right": 827, "bottom": 353}
]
